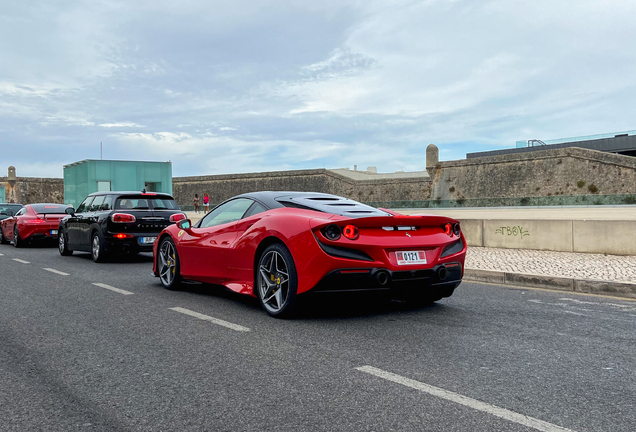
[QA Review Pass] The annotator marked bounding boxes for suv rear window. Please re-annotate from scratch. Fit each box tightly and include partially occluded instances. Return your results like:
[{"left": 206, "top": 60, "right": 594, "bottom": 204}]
[
  {"left": 31, "top": 204, "right": 68, "bottom": 214},
  {"left": 115, "top": 196, "right": 179, "bottom": 210}
]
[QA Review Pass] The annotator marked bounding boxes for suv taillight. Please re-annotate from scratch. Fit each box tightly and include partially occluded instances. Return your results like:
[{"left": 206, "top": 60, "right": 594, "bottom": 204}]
[{"left": 111, "top": 213, "right": 136, "bottom": 223}]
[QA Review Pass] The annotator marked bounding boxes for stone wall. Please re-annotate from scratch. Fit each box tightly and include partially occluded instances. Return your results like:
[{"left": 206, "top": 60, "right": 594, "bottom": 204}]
[
  {"left": 3, "top": 146, "right": 635, "bottom": 208},
  {"left": 431, "top": 147, "right": 636, "bottom": 201},
  {"left": 0, "top": 176, "right": 64, "bottom": 204},
  {"left": 172, "top": 169, "right": 432, "bottom": 208}
]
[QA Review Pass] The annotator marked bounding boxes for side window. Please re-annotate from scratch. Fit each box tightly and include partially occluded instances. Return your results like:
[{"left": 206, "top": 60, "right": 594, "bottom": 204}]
[
  {"left": 76, "top": 197, "right": 94, "bottom": 213},
  {"left": 243, "top": 202, "right": 268, "bottom": 218},
  {"left": 16, "top": 208, "right": 27, "bottom": 216},
  {"left": 90, "top": 195, "right": 105, "bottom": 211},
  {"left": 101, "top": 195, "right": 114, "bottom": 211},
  {"left": 199, "top": 199, "right": 253, "bottom": 228}
]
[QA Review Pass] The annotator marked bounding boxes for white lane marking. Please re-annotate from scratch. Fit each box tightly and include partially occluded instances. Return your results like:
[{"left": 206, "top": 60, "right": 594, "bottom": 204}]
[
  {"left": 92, "top": 283, "right": 134, "bottom": 295},
  {"left": 12, "top": 258, "right": 30, "bottom": 264},
  {"left": 169, "top": 307, "right": 250, "bottom": 332},
  {"left": 356, "top": 366, "right": 576, "bottom": 432},
  {"left": 0, "top": 253, "right": 4, "bottom": 256},
  {"left": 43, "top": 268, "right": 70, "bottom": 276}
]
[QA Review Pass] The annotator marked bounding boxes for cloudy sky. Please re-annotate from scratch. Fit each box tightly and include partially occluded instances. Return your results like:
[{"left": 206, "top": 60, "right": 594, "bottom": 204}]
[{"left": 1, "top": 0, "right": 635, "bottom": 178}]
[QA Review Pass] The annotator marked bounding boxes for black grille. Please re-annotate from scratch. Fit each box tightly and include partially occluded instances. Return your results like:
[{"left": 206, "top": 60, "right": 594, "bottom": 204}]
[{"left": 316, "top": 239, "right": 374, "bottom": 262}]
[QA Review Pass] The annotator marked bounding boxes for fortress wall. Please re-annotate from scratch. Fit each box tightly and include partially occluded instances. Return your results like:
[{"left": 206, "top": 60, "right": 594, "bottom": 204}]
[
  {"left": 172, "top": 169, "right": 432, "bottom": 208},
  {"left": 1, "top": 176, "right": 64, "bottom": 204},
  {"left": 431, "top": 147, "right": 636, "bottom": 201}
]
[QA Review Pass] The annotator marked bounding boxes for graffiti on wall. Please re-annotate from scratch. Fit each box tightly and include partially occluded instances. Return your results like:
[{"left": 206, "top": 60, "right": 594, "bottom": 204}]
[{"left": 495, "top": 226, "right": 530, "bottom": 238}]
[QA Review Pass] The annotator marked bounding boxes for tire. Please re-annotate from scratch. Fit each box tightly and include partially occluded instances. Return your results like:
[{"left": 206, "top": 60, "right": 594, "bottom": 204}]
[
  {"left": 13, "top": 227, "right": 23, "bottom": 248},
  {"left": 91, "top": 231, "right": 107, "bottom": 263},
  {"left": 0, "top": 227, "right": 7, "bottom": 244},
  {"left": 157, "top": 237, "right": 181, "bottom": 290},
  {"left": 256, "top": 243, "right": 298, "bottom": 318},
  {"left": 58, "top": 228, "right": 73, "bottom": 256}
]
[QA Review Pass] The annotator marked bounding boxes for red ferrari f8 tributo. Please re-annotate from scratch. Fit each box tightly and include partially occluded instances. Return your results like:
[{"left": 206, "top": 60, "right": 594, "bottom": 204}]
[{"left": 152, "top": 192, "right": 467, "bottom": 317}]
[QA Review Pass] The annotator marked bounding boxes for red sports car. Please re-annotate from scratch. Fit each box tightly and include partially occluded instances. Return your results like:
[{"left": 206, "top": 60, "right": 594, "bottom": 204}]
[
  {"left": 0, "top": 203, "right": 69, "bottom": 247},
  {"left": 152, "top": 192, "right": 467, "bottom": 317}
]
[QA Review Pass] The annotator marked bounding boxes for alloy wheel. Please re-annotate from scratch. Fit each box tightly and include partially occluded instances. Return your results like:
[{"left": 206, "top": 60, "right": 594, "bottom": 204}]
[
  {"left": 59, "top": 233, "right": 65, "bottom": 254},
  {"left": 158, "top": 240, "right": 177, "bottom": 286},
  {"left": 92, "top": 235, "right": 100, "bottom": 261},
  {"left": 258, "top": 250, "right": 291, "bottom": 314}
]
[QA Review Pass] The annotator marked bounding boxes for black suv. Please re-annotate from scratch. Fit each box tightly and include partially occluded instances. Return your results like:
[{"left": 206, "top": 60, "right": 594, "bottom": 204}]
[{"left": 58, "top": 191, "right": 185, "bottom": 262}]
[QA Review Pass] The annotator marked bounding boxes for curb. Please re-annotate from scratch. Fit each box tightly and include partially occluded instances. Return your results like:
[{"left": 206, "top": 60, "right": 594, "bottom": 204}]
[{"left": 464, "top": 268, "right": 636, "bottom": 300}]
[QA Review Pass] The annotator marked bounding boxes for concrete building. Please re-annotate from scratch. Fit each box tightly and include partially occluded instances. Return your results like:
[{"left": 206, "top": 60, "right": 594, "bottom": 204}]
[
  {"left": 467, "top": 130, "right": 636, "bottom": 159},
  {"left": 63, "top": 159, "right": 173, "bottom": 207}
]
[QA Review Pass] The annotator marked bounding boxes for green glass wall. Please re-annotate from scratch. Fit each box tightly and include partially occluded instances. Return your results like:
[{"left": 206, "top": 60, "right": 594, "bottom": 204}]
[
  {"left": 63, "top": 160, "right": 172, "bottom": 206},
  {"left": 0, "top": 187, "right": 5, "bottom": 203}
]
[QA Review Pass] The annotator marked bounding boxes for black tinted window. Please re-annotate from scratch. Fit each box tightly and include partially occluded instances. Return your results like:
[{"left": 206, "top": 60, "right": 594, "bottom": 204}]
[
  {"left": 149, "top": 198, "right": 179, "bottom": 210},
  {"left": 102, "top": 195, "right": 114, "bottom": 211},
  {"left": 89, "top": 196, "right": 105, "bottom": 211},
  {"left": 115, "top": 197, "right": 149, "bottom": 209},
  {"left": 0, "top": 204, "right": 22, "bottom": 215},
  {"left": 31, "top": 204, "right": 68, "bottom": 214},
  {"left": 76, "top": 197, "right": 94, "bottom": 213}
]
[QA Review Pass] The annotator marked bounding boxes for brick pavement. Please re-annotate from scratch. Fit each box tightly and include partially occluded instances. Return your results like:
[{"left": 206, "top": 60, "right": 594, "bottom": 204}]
[{"left": 466, "top": 247, "right": 636, "bottom": 283}]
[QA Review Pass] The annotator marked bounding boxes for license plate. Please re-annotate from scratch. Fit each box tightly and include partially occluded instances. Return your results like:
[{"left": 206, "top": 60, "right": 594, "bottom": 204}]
[
  {"left": 50, "top": 230, "right": 58, "bottom": 235},
  {"left": 140, "top": 237, "right": 157, "bottom": 244},
  {"left": 396, "top": 250, "right": 427, "bottom": 265}
]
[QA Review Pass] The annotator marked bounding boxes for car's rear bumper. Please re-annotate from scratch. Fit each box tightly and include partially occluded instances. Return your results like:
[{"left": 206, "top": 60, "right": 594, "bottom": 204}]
[
  {"left": 103, "top": 232, "right": 159, "bottom": 253},
  {"left": 22, "top": 227, "right": 59, "bottom": 241},
  {"left": 311, "top": 262, "right": 463, "bottom": 294}
]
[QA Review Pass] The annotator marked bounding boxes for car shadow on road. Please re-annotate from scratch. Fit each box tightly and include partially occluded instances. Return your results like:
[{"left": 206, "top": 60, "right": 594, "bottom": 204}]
[
  {"left": 70, "top": 251, "right": 155, "bottom": 264},
  {"left": 168, "top": 282, "right": 451, "bottom": 320}
]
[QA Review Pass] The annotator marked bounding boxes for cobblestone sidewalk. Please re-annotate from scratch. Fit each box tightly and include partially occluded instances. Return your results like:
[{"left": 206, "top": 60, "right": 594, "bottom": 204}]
[{"left": 466, "top": 247, "right": 636, "bottom": 283}]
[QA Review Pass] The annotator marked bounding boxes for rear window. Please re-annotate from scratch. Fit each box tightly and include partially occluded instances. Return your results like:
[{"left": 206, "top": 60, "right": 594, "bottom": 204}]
[
  {"left": 31, "top": 204, "right": 68, "bottom": 214},
  {"left": 115, "top": 196, "right": 179, "bottom": 210},
  {"left": 148, "top": 198, "right": 180, "bottom": 210}
]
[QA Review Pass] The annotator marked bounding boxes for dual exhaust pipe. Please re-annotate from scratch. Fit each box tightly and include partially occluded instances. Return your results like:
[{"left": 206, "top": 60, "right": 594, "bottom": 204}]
[{"left": 373, "top": 265, "right": 447, "bottom": 287}]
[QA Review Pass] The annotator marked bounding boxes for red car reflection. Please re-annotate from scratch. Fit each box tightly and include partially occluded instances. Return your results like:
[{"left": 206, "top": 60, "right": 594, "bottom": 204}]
[{"left": 0, "top": 203, "right": 69, "bottom": 247}]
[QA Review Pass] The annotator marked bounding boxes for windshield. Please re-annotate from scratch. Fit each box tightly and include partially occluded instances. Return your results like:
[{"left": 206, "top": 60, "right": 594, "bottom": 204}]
[{"left": 31, "top": 204, "right": 68, "bottom": 214}]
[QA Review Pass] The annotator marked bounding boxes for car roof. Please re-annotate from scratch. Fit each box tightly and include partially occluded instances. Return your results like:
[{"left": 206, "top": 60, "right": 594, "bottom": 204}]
[
  {"left": 0, "top": 203, "right": 23, "bottom": 206},
  {"left": 86, "top": 191, "right": 174, "bottom": 198},
  {"left": 235, "top": 191, "right": 390, "bottom": 218}
]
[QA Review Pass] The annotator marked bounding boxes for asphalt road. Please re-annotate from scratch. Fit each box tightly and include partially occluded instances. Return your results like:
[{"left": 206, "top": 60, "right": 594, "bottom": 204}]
[{"left": 1, "top": 243, "right": 635, "bottom": 432}]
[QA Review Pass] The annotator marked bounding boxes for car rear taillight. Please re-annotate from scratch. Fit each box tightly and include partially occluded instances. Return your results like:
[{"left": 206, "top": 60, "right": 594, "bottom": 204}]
[
  {"left": 322, "top": 224, "right": 341, "bottom": 240},
  {"left": 114, "top": 233, "right": 134, "bottom": 239},
  {"left": 111, "top": 213, "right": 136, "bottom": 223},
  {"left": 169, "top": 213, "right": 186, "bottom": 223},
  {"left": 342, "top": 224, "right": 359, "bottom": 240},
  {"left": 26, "top": 219, "right": 45, "bottom": 224},
  {"left": 443, "top": 223, "right": 453, "bottom": 236}
]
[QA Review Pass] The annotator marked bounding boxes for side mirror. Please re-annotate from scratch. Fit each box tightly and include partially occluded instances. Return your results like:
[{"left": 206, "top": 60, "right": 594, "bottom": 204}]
[
  {"left": 65, "top": 207, "right": 75, "bottom": 215},
  {"left": 177, "top": 219, "right": 192, "bottom": 230},
  {"left": 6, "top": 210, "right": 13, "bottom": 217}
]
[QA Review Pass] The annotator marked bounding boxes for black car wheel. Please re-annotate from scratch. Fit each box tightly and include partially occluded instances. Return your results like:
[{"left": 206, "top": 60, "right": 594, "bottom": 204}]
[
  {"left": 256, "top": 243, "right": 298, "bottom": 318},
  {"left": 0, "top": 226, "right": 7, "bottom": 244},
  {"left": 58, "top": 228, "right": 73, "bottom": 256},
  {"left": 157, "top": 237, "right": 181, "bottom": 290},
  {"left": 91, "top": 231, "right": 107, "bottom": 263},
  {"left": 13, "top": 227, "right": 23, "bottom": 248}
]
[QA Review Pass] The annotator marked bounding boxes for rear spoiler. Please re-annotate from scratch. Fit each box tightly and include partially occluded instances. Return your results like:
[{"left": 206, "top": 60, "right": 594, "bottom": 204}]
[{"left": 310, "top": 214, "right": 459, "bottom": 230}]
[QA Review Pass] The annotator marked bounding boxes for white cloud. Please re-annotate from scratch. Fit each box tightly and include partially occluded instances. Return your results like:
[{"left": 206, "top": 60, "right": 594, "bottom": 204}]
[
  {"left": 2, "top": 0, "right": 636, "bottom": 177},
  {"left": 98, "top": 122, "right": 145, "bottom": 128}
]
